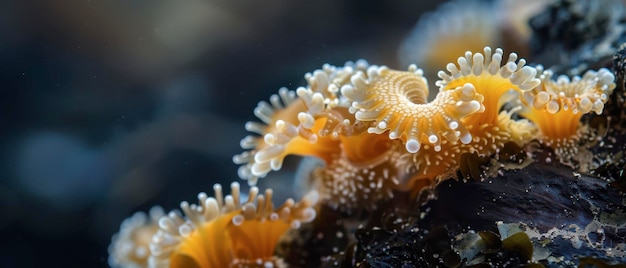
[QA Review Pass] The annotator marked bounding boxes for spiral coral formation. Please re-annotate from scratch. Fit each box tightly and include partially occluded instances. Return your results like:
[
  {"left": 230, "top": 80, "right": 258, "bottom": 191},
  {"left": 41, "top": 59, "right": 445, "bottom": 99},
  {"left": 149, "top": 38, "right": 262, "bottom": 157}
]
[
  {"left": 343, "top": 66, "right": 484, "bottom": 153},
  {"left": 234, "top": 46, "right": 615, "bottom": 211}
]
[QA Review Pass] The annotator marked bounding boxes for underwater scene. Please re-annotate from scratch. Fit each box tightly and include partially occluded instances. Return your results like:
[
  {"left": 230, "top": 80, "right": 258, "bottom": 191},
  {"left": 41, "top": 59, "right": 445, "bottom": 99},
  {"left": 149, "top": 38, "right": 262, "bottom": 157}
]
[{"left": 3, "top": 0, "right": 626, "bottom": 267}]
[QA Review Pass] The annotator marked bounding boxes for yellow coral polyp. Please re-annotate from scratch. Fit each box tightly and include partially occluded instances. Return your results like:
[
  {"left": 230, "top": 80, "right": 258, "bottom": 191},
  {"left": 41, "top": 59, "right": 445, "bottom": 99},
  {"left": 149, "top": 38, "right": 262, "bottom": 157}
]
[
  {"left": 168, "top": 211, "right": 235, "bottom": 268},
  {"left": 233, "top": 87, "right": 304, "bottom": 184},
  {"left": 524, "top": 108, "right": 581, "bottom": 143},
  {"left": 149, "top": 182, "right": 317, "bottom": 268},
  {"left": 342, "top": 65, "right": 485, "bottom": 153},
  {"left": 253, "top": 116, "right": 342, "bottom": 173},
  {"left": 437, "top": 47, "right": 540, "bottom": 126},
  {"left": 227, "top": 219, "right": 290, "bottom": 263},
  {"left": 520, "top": 68, "right": 616, "bottom": 151},
  {"left": 233, "top": 90, "right": 343, "bottom": 185},
  {"left": 234, "top": 61, "right": 370, "bottom": 185}
]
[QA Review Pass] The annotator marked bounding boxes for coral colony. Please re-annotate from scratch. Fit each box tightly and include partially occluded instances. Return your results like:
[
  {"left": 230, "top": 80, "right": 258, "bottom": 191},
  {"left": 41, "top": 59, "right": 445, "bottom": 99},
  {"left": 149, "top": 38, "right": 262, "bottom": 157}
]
[{"left": 109, "top": 0, "right": 626, "bottom": 267}]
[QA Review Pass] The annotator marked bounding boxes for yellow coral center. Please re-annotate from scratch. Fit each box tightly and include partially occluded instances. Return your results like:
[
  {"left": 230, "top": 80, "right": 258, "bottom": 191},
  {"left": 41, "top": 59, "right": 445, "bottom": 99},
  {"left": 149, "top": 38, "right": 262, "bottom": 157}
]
[
  {"left": 340, "top": 131, "right": 393, "bottom": 164},
  {"left": 227, "top": 219, "right": 290, "bottom": 262},
  {"left": 170, "top": 211, "right": 237, "bottom": 268},
  {"left": 169, "top": 211, "right": 291, "bottom": 268},
  {"left": 443, "top": 73, "right": 519, "bottom": 126},
  {"left": 521, "top": 107, "right": 582, "bottom": 143},
  {"left": 281, "top": 116, "right": 342, "bottom": 163}
]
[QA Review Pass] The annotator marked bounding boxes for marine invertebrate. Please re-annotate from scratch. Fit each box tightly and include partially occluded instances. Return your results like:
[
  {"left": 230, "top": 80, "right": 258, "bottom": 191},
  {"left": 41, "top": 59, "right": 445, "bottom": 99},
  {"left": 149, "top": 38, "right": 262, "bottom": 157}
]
[
  {"left": 343, "top": 65, "right": 485, "bottom": 153},
  {"left": 148, "top": 182, "right": 317, "bottom": 267},
  {"left": 232, "top": 86, "right": 310, "bottom": 185},
  {"left": 272, "top": 48, "right": 533, "bottom": 197},
  {"left": 234, "top": 61, "right": 420, "bottom": 211},
  {"left": 233, "top": 61, "right": 369, "bottom": 185},
  {"left": 437, "top": 47, "right": 540, "bottom": 124},
  {"left": 520, "top": 67, "right": 616, "bottom": 163},
  {"left": 109, "top": 206, "right": 165, "bottom": 268},
  {"left": 234, "top": 46, "right": 616, "bottom": 212},
  {"left": 108, "top": 46, "right": 623, "bottom": 268},
  {"left": 437, "top": 47, "right": 541, "bottom": 151},
  {"left": 340, "top": 47, "right": 540, "bottom": 186},
  {"left": 109, "top": 1, "right": 626, "bottom": 267}
]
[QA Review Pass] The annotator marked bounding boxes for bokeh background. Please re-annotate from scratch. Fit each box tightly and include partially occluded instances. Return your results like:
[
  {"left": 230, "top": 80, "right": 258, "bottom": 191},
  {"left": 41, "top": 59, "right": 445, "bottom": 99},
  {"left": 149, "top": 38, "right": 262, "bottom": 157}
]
[{"left": 0, "top": 0, "right": 450, "bottom": 267}]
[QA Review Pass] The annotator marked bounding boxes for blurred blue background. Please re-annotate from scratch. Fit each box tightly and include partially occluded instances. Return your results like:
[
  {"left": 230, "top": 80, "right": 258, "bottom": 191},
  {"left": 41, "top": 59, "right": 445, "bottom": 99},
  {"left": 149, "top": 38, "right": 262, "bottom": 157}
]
[{"left": 0, "top": 1, "right": 443, "bottom": 266}]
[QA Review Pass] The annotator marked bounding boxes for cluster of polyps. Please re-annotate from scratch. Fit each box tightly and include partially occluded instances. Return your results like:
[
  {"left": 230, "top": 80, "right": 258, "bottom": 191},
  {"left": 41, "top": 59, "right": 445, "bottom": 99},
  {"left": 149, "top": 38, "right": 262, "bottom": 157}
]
[
  {"left": 234, "top": 47, "right": 614, "bottom": 213},
  {"left": 109, "top": 46, "right": 615, "bottom": 268}
]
